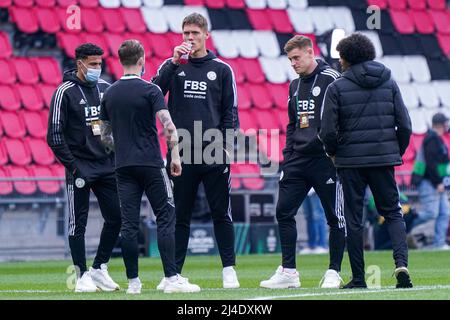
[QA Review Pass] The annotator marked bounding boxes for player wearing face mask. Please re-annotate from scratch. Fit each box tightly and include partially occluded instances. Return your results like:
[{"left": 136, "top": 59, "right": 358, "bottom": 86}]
[{"left": 47, "top": 43, "right": 122, "bottom": 293}]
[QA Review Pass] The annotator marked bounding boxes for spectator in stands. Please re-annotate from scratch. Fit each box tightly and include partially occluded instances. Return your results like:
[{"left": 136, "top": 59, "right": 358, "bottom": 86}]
[
  {"left": 299, "top": 190, "right": 328, "bottom": 254},
  {"left": 319, "top": 33, "right": 413, "bottom": 289},
  {"left": 46, "top": 43, "right": 121, "bottom": 293},
  {"left": 411, "top": 113, "right": 450, "bottom": 250},
  {"left": 260, "top": 35, "right": 346, "bottom": 290}
]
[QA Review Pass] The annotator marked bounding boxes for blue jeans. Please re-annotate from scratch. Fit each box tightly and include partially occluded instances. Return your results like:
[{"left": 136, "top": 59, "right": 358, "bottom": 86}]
[
  {"left": 302, "top": 192, "right": 328, "bottom": 248},
  {"left": 415, "top": 180, "right": 450, "bottom": 247}
]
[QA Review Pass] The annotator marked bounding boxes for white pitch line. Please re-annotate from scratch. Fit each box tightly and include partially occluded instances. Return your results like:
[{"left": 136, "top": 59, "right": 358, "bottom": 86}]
[{"left": 248, "top": 285, "right": 450, "bottom": 300}]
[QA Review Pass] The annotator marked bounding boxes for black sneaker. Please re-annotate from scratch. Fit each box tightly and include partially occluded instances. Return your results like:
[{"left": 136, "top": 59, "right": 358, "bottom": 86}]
[
  {"left": 341, "top": 280, "right": 368, "bottom": 289},
  {"left": 395, "top": 267, "right": 413, "bottom": 288}
]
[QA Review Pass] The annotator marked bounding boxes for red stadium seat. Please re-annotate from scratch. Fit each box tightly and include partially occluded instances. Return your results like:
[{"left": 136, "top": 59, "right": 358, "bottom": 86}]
[
  {"left": 236, "top": 83, "right": 252, "bottom": 110},
  {"left": 57, "top": 33, "right": 85, "bottom": 57},
  {"left": 16, "top": 84, "right": 44, "bottom": 111},
  {"left": 258, "top": 132, "right": 284, "bottom": 163},
  {"left": 36, "top": 0, "right": 56, "bottom": 7},
  {"left": 442, "top": 133, "right": 450, "bottom": 151},
  {"left": 35, "top": 7, "right": 61, "bottom": 33},
  {"left": 390, "top": 10, "right": 415, "bottom": 34},
  {"left": 121, "top": 8, "right": 147, "bottom": 33},
  {"left": 367, "top": 0, "right": 388, "bottom": 9},
  {"left": 0, "top": 166, "right": 13, "bottom": 196},
  {"left": 11, "top": 58, "right": 39, "bottom": 84},
  {"left": 50, "top": 164, "right": 66, "bottom": 178},
  {"left": 0, "top": 32, "right": 13, "bottom": 58},
  {"left": 30, "top": 165, "right": 61, "bottom": 194},
  {"left": 246, "top": 9, "right": 272, "bottom": 31},
  {"left": 0, "top": 59, "right": 17, "bottom": 85},
  {"left": 0, "top": 0, "right": 12, "bottom": 8},
  {"left": 226, "top": 0, "right": 245, "bottom": 9},
  {"left": 0, "top": 139, "right": 8, "bottom": 165},
  {"left": 254, "top": 109, "right": 280, "bottom": 130},
  {"left": 4, "top": 138, "right": 31, "bottom": 166},
  {"left": 276, "top": 108, "right": 289, "bottom": 133},
  {"left": 22, "top": 110, "right": 47, "bottom": 138},
  {"left": 437, "top": 33, "right": 450, "bottom": 56},
  {"left": 79, "top": 0, "right": 98, "bottom": 7},
  {"left": 40, "top": 108, "right": 49, "bottom": 125},
  {"left": 7, "top": 165, "right": 37, "bottom": 195},
  {"left": 238, "top": 58, "right": 265, "bottom": 84},
  {"left": 229, "top": 165, "right": 242, "bottom": 189},
  {"left": 37, "top": 84, "right": 56, "bottom": 108},
  {"left": 430, "top": 10, "right": 450, "bottom": 34},
  {"left": 56, "top": 7, "right": 81, "bottom": 34},
  {"left": 57, "top": 0, "right": 79, "bottom": 6},
  {"left": 205, "top": 0, "right": 225, "bottom": 8},
  {"left": 105, "top": 33, "right": 127, "bottom": 57},
  {"left": 100, "top": 8, "right": 126, "bottom": 34},
  {"left": 407, "top": 0, "right": 426, "bottom": 10},
  {"left": 13, "top": 0, "right": 33, "bottom": 7},
  {"left": 410, "top": 10, "right": 434, "bottom": 34},
  {"left": 0, "top": 111, "right": 26, "bottom": 138},
  {"left": 248, "top": 83, "right": 273, "bottom": 109},
  {"left": 147, "top": 33, "right": 172, "bottom": 58},
  {"left": 82, "top": 33, "right": 109, "bottom": 57},
  {"left": 106, "top": 57, "right": 122, "bottom": 80},
  {"left": 235, "top": 163, "right": 264, "bottom": 190},
  {"left": 9, "top": 7, "right": 39, "bottom": 33},
  {"left": 396, "top": 161, "right": 413, "bottom": 186},
  {"left": 427, "top": 0, "right": 446, "bottom": 10},
  {"left": 81, "top": 8, "right": 104, "bottom": 33},
  {"left": 184, "top": 0, "right": 205, "bottom": 5},
  {"left": 388, "top": 0, "right": 407, "bottom": 9},
  {"left": 25, "top": 137, "right": 55, "bottom": 165},
  {"left": 402, "top": 140, "right": 416, "bottom": 162},
  {"left": 218, "top": 58, "right": 244, "bottom": 83},
  {"left": 265, "top": 83, "right": 289, "bottom": 109},
  {"left": 238, "top": 109, "right": 258, "bottom": 133},
  {"left": 411, "top": 133, "right": 425, "bottom": 151},
  {"left": 0, "top": 85, "right": 21, "bottom": 111},
  {"left": 267, "top": 9, "right": 293, "bottom": 33}
]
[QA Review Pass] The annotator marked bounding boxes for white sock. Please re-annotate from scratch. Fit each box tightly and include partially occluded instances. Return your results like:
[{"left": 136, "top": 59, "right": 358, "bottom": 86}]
[
  {"left": 129, "top": 277, "right": 141, "bottom": 284},
  {"left": 283, "top": 268, "right": 297, "bottom": 274},
  {"left": 223, "top": 266, "right": 235, "bottom": 273},
  {"left": 168, "top": 275, "right": 177, "bottom": 283}
]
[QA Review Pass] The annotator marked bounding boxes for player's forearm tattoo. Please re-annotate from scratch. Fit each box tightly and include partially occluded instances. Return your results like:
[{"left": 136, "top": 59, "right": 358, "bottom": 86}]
[
  {"left": 100, "top": 120, "right": 115, "bottom": 153},
  {"left": 157, "top": 110, "right": 178, "bottom": 150}
]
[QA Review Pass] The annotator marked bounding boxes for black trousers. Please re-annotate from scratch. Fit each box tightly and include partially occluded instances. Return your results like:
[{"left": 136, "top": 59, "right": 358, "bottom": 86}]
[
  {"left": 338, "top": 166, "right": 408, "bottom": 282},
  {"left": 65, "top": 171, "right": 121, "bottom": 276},
  {"left": 276, "top": 155, "right": 346, "bottom": 270},
  {"left": 169, "top": 162, "right": 236, "bottom": 274},
  {"left": 116, "top": 166, "right": 177, "bottom": 279}
]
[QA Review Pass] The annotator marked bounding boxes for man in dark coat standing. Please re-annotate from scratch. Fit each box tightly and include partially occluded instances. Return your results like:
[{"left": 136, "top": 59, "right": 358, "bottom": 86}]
[{"left": 319, "top": 33, "right": 413, "bottom": 289}]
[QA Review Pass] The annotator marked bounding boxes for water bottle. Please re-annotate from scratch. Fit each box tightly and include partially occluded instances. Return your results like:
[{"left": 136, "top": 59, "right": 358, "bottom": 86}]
[{"left": 179, "top": 42, "right": 192, "bottom": 65}]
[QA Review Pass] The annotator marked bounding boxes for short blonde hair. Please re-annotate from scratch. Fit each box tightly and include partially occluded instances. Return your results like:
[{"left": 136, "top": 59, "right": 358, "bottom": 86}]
[{"left": 284, "top": 35, "right": 313, "bottom": 53}]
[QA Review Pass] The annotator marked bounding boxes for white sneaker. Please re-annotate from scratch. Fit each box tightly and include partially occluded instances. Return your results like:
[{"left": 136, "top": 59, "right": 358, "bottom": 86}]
[
  {"left": 89, "top": 264, "right": 120, "bottom": 292},
  {"left": 260, "top": 266, "right": 301, "bottom": 289},
  {"left": 126, "top": 278, "right": 142, "bottom": 294},
  {"left": 164, "top": 275, "right": 201, "bottom": 293},
  {"left": 156, "top": 277, "right": 168, "bottom": 291},
  {"left": 223, "top": 267, "right": 240, "bottom": 289},
  {"left": 434, "top": 244, "right": 450, "bottom": 251},
  {"left": 319, "top": 269, "right": 343, "bottom": 288},
  {"left": 299, "top": 247, "right": 313, "bottom": 255},
  {"left": 75, "top": 271, "right": 99, "bottom": 293},
  {"left": 311, "top": 247, "right": 329, "bottom": 254}
]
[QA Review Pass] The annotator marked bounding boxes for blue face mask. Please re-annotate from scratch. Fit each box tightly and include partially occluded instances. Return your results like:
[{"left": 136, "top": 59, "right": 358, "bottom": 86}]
[{"left": 81, "top": 61, "right": 101, "bottom": 83}]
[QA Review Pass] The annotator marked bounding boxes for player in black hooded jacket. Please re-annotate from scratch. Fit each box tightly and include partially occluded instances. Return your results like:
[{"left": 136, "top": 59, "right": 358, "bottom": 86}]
[{"left": 47, "top": 43, "right": 121, "bottom": 293}]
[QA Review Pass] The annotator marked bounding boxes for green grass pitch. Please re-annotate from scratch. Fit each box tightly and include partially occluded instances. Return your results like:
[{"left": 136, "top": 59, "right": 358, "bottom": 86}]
[{"left": 0, "top": 250, "right": 449, "bottom": 300}]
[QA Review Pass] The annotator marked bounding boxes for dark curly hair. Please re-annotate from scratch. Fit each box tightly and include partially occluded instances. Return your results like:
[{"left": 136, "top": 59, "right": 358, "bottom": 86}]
[
  {"left": 336, "top": 33, "right": 376, "bottom": 65},
  {"left": 75, "top": 43, "right": 104, "bottom": 60}
]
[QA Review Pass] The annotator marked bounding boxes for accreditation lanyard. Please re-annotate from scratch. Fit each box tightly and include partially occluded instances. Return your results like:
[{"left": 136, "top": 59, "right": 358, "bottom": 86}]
[
  {"left": 77, "top": 84, "right": 100, "bottom": 110},
  {"left": 295, "top": 75, "right": 318, "bottom": 119}
]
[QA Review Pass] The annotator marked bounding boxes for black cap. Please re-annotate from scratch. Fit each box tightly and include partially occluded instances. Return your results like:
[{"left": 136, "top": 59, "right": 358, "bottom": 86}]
[{"left": 432, "top": 112, "right": 448, "bottom": 125}]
